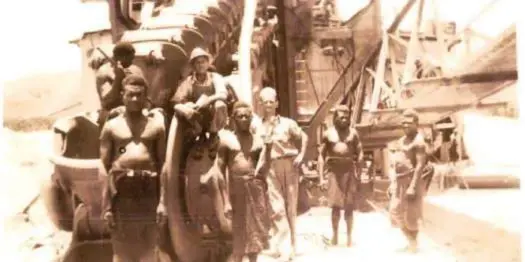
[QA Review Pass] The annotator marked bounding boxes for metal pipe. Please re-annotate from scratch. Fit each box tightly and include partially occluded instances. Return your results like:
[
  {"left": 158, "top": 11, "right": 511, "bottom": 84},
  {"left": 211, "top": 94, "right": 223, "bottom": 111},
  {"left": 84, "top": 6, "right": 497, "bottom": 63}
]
[{"left": 238, "top": 0, "right": 258, "bottom": 106}]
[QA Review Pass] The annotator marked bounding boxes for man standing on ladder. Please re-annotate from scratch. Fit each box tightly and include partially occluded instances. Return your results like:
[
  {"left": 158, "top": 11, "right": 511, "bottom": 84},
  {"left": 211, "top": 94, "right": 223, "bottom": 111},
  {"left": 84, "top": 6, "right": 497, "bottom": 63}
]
[{"left": 257, "top": 87, "right": 308, "bottom": 260}]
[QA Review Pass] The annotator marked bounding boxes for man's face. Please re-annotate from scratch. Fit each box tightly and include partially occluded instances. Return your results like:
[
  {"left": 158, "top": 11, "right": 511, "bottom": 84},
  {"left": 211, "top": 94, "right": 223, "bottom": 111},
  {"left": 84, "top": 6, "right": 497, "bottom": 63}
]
[
  {"left": 115, "top": 53, "right": 134, "bottom": 68},
  {"left": 402, "top": 118, "right": 418, "bottom": 135},
  {"left": 122, "top": 85, "right": 147, "bottom": 112},
  {"left": 259, "top": 93, "right": 278, "bottom": 114},
  {"left": 234, "top": 108, "right": 253, "bottom": 132},
  {"left": 193, "top": 56, "right": 209, "bottom": 74},
  {"left": 334, "top": 110, "right": 350, "bottom": 129}
]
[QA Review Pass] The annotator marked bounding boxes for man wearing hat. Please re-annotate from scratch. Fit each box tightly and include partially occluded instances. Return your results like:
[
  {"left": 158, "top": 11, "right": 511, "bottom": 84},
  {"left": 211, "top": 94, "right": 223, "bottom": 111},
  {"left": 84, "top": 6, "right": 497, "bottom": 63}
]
[
  {"left": 170, "top": 47, "right": 228, "bottom": 155},
  {"left": 388, "top": 108, "right": 434, "bottom": 253}
]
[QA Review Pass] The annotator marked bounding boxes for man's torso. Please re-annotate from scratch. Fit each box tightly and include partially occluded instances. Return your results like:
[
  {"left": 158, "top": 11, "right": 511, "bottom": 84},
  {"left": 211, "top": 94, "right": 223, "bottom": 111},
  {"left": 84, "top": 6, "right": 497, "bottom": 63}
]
[
  {"left": 257, "top": 116, "right": 301, "bottom": 159},
  {"left": 392, "top": 132, "right": 427, "bottom": 175},
  {"left": 324, "top": 127, "right": 358, "bottom": 160},
  {"left": 222, "top": 130, "right": 263, "bottom": 176},
  {"left": 107, "top": 114, "right": 161, "bottom": 172}
]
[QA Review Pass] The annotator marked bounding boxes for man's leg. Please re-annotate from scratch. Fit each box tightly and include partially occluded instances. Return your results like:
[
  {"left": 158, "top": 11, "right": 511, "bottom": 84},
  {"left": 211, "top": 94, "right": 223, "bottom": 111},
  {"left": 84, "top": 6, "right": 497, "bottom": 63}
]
[
  {"left": 331, "top": 207, "right": 341, "bottom": 245},
  {"left": 344, "top": 205, "right": 354, "bottom": 247},
  {"left": 285, "top": 162, "right": 299, "bottom": 258},
  {"left": 402, "top": 185, "right": 424, "bottom": 253},
  {"left": 247, "top": 253, "right": 258, "bottom": 262}
]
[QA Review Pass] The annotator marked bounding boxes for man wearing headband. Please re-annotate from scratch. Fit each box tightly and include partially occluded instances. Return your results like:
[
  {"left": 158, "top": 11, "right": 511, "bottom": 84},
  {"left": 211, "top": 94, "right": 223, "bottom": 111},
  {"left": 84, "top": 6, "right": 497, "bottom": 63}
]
[
  {"left": 257, "top": 87, "right": 308, "bottom": 260},
  {"left": 213, "top": 101, "right": 272, "bottom": 262},
  {"left": 170, "top": 47, "right": 228, "bottom": 157},
  {"left": 318, "top": 105, "right": 363, "bottom": 247},
  {"left": 388, "top": 108, "right": 434, "bottom": 253}
]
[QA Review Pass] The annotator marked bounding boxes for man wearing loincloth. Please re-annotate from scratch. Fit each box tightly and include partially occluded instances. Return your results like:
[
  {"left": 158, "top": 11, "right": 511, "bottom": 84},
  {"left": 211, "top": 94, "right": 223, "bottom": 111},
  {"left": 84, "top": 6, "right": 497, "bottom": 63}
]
[
  {"left": 170, "top": 47, "right": 228, "bottom": 158},
  {"left": 256, "top": 87, "right": 308, "bottom": 259},
  {"left": 388, "top": 109, "right": 434, "bottom": 253},
  {"left": 214, "top": 101, "right": 272, "bottom": 262},
  {"left": 100, "top": 75, "right": 166, "bottom": 262},
  {"left": 94, "top": 42, "right": 145, "bottom": 127},
  {"left": 318, "top": 105, "right": 363, "bottom": 247}
]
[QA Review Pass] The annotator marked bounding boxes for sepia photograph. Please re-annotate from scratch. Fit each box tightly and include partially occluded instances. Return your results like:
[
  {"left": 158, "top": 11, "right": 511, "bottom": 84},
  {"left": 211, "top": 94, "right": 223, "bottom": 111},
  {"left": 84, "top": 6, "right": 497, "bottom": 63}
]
[{"left": 1, "top": 0, "right": 520, "bottom": 261}]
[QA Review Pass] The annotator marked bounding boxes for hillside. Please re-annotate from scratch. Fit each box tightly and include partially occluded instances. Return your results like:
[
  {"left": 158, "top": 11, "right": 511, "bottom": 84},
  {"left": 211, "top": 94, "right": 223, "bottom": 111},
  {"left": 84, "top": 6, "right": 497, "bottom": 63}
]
[{"left": 3, "top": 71, "right": 83, "bottom": 130}]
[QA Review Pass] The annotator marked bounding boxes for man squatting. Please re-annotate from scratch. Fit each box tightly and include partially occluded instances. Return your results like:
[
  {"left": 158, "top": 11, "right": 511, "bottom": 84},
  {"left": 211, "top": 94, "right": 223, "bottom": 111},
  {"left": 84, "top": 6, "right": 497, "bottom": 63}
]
[
  {"left": 100, "top": 75, "right": 166, "bottom": 262},
  {"left": 257, "top": 87, "right": 308, "bottom": 259},
  {"left": 170, "top": 47, "right": 228, "bottom": 158},
  {"left": 318, "top": 105, "right": 363, "bottom": 247},
  {"left": 388, "top": 109, "right": 434, "bottom": 253},
  {"left": 214, "top": 101, "right": 273, "bottom": 262}
]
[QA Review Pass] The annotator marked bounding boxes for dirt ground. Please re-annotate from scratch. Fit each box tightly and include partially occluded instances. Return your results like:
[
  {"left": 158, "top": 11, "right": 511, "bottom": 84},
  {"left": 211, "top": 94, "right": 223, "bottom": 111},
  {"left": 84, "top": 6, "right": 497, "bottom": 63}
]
[{"left": 2, "top": 128, "right": 72, "bottom": 261}]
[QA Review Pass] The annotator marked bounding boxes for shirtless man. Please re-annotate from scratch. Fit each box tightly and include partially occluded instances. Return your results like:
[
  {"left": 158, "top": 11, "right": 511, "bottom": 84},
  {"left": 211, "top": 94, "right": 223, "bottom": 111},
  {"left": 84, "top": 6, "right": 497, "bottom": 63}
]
[
  {"left": 95, "top": 42, "right": 145, "bottom": 126},
  {"left": 318, "top": 105, "right": 363, "bottom": 247},
  {"left": 257, "top": 87, "right": 308, "bottom": 259},
  {"left": 170, "top": 47, "right": 228, "bottom": 156},
  {"left": 388, "top": 109, "right": 434, "bottom": 253},
  {"left": 214, "top": 101, "right": 272, "bottom": 262},
  {"left": 100, "top": 75, "right": 166, "bottom": 262}
]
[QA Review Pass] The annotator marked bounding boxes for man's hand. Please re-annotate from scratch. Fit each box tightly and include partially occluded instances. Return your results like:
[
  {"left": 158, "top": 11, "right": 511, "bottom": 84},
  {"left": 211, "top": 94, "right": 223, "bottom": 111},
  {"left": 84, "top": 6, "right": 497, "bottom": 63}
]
[
  {"left": 293, "top": 153, "right": 305, "bottom": 168},
  {"left": 103, "top": 211, "right": 115, "bottom": 229},
  {"left": 156, "top": 203, "right": 168, "bottom": 225},
  {"left": 405, "top": 186, "right": 416, "bottom": 201},
  {"left": 223, "top": 202, "right": 233, "bottom": 220}
]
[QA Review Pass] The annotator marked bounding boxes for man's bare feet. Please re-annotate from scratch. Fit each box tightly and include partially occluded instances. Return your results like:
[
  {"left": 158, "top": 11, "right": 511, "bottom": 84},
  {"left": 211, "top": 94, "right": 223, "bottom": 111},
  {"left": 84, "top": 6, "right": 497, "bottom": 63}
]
[
  {"left": 396, "top": 244, "right": 418, "bottom": 254},
  {"left": 331, "top": 236, "right": 338, "bottom": 246}
]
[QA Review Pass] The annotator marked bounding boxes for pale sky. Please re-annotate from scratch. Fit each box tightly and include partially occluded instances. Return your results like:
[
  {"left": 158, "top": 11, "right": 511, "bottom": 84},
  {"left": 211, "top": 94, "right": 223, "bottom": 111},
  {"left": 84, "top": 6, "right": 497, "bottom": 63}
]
[{"left": 0, "top": 0, "right": 515, "bottom": 84}]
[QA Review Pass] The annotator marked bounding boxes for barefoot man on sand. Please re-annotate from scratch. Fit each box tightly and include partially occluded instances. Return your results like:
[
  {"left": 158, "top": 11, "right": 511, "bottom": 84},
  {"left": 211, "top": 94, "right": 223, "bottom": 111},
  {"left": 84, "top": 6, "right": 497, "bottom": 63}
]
[
  {"left": 318, "top": 105, "right": 363, "bottom": 247},
  {"left": 213, "top": 101, "right": 272, "bottom": 262},
  {"left": 388, "top": 108, "right": 434, "bottom": 253},
  {"left": 100, "top": 75, "right": 166, "bottom": 262},
  {"left": 257, "top": 87, "right": 308, "bottom": 259}
]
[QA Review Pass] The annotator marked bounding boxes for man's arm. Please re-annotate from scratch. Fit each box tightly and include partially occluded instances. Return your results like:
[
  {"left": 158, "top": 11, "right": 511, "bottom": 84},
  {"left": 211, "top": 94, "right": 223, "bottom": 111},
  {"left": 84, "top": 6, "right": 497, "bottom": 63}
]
[
  {"left": 171, "top": 79, "right": 198, "bottom": 118},
  {"left": 95, "top": 69, "right": 114, "bottom": 109},
  {"left": 214, "top": 141, "right": 231, "bottom": 214},
  {"left": 409, "top": 140, "right": 428, "bottom": 190},
  {"left": 256, "top": 138, "right": 273, "bottom": 178},
  {"left": 155, "top": 123, "right": 167, "bottom": 206},
  {"left": 353, "top": 128, "right": 364, "bottom": 180},
  {"left": 317, "top": 141, "right": 327, "bottom": 184},
  {"left": 209, "top": 73, "right": 228, "bottom": 102},
  {"left": 100, "top": 124, "right": 114, "bottom": 215}
]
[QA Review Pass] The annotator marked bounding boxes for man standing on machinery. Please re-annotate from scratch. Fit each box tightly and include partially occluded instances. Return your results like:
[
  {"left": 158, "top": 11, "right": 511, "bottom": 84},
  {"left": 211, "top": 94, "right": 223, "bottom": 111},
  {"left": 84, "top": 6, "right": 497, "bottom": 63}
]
[
  {"left": 257, "top": 87, "right": 308, "bottom": 260},
  {"left": 318, "top": 105, "right": 364, "bottom": 247},
  {"left": 93, "top": 42, "right": 145, "bottom": 127},
  {"left": 100, "top": 75, "right": 166, "bottom": 261},
  {"left": 170, "top": 47, "right": 229, "bottom": 157},
  {"left": 388, "top": 109, "right": 434, "bottom": 253}
]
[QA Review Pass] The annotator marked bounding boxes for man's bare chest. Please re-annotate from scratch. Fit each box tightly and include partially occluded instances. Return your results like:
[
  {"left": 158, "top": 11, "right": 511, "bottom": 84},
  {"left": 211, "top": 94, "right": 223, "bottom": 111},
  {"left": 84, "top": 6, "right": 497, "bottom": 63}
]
[{"left": 112, "top": 122, "right": 158, "bottom": 143}]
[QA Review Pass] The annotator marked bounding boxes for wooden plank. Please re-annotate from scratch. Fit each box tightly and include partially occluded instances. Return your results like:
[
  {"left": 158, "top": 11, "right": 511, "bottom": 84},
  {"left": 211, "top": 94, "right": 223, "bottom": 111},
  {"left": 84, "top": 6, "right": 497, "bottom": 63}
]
[{"left": 311, "top": 28, "right": 353, "bottom": 39}]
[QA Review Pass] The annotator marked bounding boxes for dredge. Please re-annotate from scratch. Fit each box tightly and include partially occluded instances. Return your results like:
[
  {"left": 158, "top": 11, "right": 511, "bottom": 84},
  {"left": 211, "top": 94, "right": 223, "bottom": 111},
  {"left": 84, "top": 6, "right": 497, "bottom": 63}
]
[{"left": 40, "top": 0, "right": 517, "bottom": 261}]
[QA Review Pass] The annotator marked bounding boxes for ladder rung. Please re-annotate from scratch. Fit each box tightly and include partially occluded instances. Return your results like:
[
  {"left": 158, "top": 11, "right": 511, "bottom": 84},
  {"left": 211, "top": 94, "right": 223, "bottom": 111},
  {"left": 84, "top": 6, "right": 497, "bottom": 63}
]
[
  {"left": 295, "top": 70, "right": 306, "bottom": 73},
  {"left": 296, "top": 90, "right": 309, "bottom": 93},
  {"left": 296, "top": 80, "right": 307, "bottom": 83}
]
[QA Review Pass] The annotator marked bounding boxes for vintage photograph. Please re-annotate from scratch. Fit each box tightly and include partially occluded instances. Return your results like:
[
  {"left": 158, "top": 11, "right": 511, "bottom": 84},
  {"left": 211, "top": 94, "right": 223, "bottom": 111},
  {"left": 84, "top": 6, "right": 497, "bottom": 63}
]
[{"left": 2, "top": 0, "right": 519, "bottom": 261}]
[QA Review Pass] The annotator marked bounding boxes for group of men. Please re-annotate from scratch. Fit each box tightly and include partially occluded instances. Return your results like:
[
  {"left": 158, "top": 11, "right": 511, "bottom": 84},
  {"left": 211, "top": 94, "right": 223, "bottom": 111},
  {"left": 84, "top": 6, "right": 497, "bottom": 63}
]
[{"left": 95, "top": 42, "right": 433, "bottom": 262}]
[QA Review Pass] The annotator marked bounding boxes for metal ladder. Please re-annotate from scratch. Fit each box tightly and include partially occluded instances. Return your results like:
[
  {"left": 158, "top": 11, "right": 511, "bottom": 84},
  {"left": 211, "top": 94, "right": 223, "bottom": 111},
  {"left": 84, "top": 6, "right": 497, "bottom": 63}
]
[{"left": 295, "top": 57, "right": 312, "bottom": 124}]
